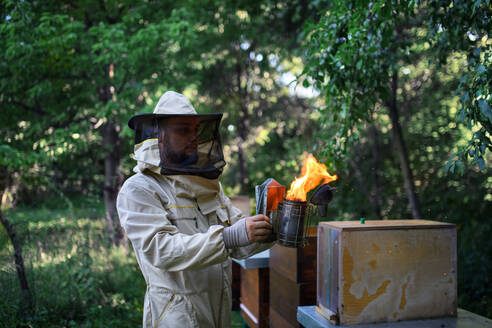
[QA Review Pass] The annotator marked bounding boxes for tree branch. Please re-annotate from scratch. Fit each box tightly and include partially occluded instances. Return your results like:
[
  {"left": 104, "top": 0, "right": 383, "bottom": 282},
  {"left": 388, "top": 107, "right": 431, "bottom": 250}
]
[{"left": 0, "top": 208, "right": 32, "bottom": 317}]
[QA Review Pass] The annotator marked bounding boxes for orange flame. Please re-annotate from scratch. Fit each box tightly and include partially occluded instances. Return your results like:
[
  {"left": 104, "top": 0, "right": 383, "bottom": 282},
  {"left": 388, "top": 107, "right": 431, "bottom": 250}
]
[{"left": 286, "top": 154, "right": 338, "bottom": 201}]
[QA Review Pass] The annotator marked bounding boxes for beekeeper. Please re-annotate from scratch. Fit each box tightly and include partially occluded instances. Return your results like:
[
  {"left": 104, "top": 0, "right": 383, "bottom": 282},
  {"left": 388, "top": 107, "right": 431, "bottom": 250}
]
[{"left": 117, "top": 91, "right": 273, "bottom": 328}]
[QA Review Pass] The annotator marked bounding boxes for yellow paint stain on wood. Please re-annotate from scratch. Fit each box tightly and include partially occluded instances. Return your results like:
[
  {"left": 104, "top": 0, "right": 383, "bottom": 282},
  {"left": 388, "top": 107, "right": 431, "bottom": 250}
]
[
  {"left": 368, "top": 260, "right": 377, "bottom": 270},
  {"left": 371, "top": 242, "right": 380, "bottom": 253},
  {"left": 343, "top": 247, "right": 391, "bottom": 317},
  {"left": 399, "top": 281, "right": 408, "bottom": 310}
]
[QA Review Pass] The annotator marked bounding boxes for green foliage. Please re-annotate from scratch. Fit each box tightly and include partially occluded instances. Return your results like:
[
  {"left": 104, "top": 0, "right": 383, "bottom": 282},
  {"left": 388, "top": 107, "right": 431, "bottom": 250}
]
[
  {"left": 457, "top": 217, "right": 492, "bottom": 317},
  {"left": 301, "top": 0, "right": 415, "bottom": 163},
  {"left": 426, "top": 0, "right": 492, "bottom": 171},
  {"left": 302, "top": 0, "right": 491, "bottom": 170},
  {"left": 0, "top": 0, "right": 322, "bottom": 201},
  {"left": 0, "top": 0, "right": 205, "bottom": 198},
  {"left": 301, "top": 0, "right": 491, "bottom": 316},
  {"left": 0, "top": 144, "right": 36, "bottom": 171},
  {"left": 0, "top": 198, "right": 145, "bottom": 327}
]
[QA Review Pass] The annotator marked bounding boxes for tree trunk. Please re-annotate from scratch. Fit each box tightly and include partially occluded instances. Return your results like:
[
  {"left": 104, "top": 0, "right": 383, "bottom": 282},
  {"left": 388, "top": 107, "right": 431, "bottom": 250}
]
[
  {"left": 98, "top": 76, "right": 124, "bottom": 246},
  {"left": 236, "top": 63, "right": 250, "bottom": 195},
  {"left": 387, "top": 71, "right": 422, "bottom": 219},
  {"left": 101, "top": 120, "right": 124, "bottom": 246},
  {"left": 0, "top": 208, "right": 32, "bottom": 316}
]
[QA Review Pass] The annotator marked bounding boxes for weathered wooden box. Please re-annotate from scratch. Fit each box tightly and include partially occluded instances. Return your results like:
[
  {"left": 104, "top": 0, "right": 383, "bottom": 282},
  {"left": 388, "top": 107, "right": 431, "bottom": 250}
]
[
  {"left": 240, "top": 266, "right": 269, "bottom": 328},
  {"left": 269, "top": 227, "right": 317, "bottom": 283},
  {"left": 234, "top": 250, "right": 270, "bottom": 328},
  {"left": 317, "top": 220, "right": 457, "bottom": 326},
  {"left": 269, "top": 227, "right": 317, "bottom": 328},
  {"left": 269, "top": 269, "right": 316, "bottom": 327}
]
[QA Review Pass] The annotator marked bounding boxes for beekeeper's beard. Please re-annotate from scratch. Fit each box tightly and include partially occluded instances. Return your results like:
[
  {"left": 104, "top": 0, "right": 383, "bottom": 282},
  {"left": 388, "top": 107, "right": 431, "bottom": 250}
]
[{"left": 163, "top": 139, "right": 198, "bottom": 167}]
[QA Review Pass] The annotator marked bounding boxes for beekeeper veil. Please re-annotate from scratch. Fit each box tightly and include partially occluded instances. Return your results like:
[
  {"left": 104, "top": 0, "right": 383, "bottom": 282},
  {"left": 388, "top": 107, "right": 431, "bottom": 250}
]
[{"left": 128, "top": 91, "right": 226, "bottom": 179}]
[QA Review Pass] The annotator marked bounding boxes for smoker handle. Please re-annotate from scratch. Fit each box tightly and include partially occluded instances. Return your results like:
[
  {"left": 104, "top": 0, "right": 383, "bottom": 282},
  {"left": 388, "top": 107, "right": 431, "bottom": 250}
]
[{"left": 259, "top": 207, "right": 281, "bottom": 243}]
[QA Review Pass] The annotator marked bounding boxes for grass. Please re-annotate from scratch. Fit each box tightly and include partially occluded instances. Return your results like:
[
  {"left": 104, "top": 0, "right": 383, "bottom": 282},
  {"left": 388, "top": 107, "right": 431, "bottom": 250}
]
[{"left": 0, "top": 197, "right": 248, "bottom": 327}]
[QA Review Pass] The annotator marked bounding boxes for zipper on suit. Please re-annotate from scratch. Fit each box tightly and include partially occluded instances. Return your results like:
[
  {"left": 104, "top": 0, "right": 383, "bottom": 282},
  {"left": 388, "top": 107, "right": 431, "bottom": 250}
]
[{"left": 154, "top": 294, "right": 175, "bottom": 328}]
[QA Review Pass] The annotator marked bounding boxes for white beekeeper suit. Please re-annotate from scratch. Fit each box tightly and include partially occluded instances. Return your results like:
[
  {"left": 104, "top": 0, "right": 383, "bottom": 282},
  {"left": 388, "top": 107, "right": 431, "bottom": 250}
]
[{"left": 117, "top": 91, "right": 272, "bottom": 328}]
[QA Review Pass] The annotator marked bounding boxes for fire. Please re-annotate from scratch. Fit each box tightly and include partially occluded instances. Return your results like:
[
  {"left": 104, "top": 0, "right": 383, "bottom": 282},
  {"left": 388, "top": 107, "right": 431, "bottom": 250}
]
[{"left": 286, "top": 154, "right": 338, "bottom": 201}]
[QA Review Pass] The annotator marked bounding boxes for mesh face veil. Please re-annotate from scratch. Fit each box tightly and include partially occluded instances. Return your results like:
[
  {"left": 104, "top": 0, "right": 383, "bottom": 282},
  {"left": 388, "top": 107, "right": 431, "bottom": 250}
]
[{"left": 132, "top": 114, "right": 226, "bottom": 179}]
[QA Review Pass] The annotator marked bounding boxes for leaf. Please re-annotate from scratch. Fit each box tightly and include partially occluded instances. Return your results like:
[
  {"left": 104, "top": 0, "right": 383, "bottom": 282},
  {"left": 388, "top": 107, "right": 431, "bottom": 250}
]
[
  {"left": 460, "top": 92, "right": 469, "bottom": 103},
  {"left": 477, "top": 157, "right": 485, "bottom": 171},
  {"left": 472, "top": 0, "right": 482, "bottom": 14},
  {"left": 476, "top": 65, "right": 486, "bottom": 74},
  {"left": 458, "top": 109, "right": 466, "bottom": 122},
  {"left": 445, "top": 156, "right": 455, "bottom": 172},
  {"left": 478, "top": 100, "right": 492, "bottom": 121}
]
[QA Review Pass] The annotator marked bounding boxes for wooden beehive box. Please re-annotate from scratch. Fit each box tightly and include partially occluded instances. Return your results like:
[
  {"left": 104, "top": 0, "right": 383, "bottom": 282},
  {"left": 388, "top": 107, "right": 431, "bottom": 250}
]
[
  {"left": 317, "top": 220, "right": 457, "bottom": 326},
  {"left": 269, "top": 227, "right": 317, "bottom": 327},
  {"left": 240, "top": 266, "right": 269, "bottom": 328}
]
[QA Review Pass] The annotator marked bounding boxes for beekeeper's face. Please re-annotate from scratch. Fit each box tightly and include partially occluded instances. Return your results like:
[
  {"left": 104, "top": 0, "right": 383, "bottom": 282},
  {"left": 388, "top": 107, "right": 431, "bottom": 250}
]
[{"left": 158, "top": 116, "right": 199, "bottom": 167}]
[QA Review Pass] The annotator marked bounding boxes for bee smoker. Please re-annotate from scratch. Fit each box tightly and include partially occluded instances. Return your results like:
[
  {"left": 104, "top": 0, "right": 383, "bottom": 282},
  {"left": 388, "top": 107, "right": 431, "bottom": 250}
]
[
  {"left": 256, "top": 179, "right": 335, "bottom": 248},
  {"left": 277, "top": 199, "right": 312, "bottom": 247}
]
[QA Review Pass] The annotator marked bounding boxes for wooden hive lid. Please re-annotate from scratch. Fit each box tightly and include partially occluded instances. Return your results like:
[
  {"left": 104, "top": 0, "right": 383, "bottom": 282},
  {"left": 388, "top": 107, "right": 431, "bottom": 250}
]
[{"left": 319, "top": 219, "right": 455, "bottom": 231}]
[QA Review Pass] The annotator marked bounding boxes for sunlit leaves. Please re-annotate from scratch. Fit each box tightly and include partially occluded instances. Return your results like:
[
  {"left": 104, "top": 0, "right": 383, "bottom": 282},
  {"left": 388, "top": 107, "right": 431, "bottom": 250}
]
[
  {"left": 302, "top": 0, "right": 490, "bottom": 172},
  {"left": 301, "top": 0, "right": 413, "bottom": 167},
  {"left": 426, "top": 0, "right": 491, "bottom": 171},
  {"left": 0, "top": 1, "right": 205, "bottom": 194}
]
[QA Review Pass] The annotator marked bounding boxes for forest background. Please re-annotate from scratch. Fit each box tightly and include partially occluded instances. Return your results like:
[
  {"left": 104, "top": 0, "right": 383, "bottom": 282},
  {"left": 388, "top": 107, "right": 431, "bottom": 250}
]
[{"left": 0, "top": 0, "right": 490, "bottom": 327}]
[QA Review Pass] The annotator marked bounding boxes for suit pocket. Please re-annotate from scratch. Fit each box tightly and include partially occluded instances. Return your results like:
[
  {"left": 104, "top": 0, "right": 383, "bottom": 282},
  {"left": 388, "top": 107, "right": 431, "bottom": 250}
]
[
  {"left": 153, "top": 293, "right": 175, "bottom": 328},
  {"left": 167, "top": 206, "right": 200, "bottom": 235},
  {"left": 150, "top": 290, "right": 197, "bottom": 328}
]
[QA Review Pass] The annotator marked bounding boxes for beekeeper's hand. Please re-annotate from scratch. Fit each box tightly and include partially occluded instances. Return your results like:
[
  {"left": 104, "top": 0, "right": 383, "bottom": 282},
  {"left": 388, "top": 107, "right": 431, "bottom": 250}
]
[
  {"left": 222, "top": 215, "right": 272, "bottom": 248},
  {"left": 245, "top": 215, "right": 272, "bottom": 242}
]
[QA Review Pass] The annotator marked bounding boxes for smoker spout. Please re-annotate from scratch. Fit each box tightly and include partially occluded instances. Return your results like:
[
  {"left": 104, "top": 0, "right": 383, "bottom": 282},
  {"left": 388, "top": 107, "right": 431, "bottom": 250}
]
[{"left": 310, "top": 184, "right": 336, "bottom": 217}]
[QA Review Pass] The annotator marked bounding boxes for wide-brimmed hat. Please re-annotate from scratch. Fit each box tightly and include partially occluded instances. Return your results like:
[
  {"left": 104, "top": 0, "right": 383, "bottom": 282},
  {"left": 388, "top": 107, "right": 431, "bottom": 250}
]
[{"left": 128, "top": 91, "right": 222, "bottom": 130}]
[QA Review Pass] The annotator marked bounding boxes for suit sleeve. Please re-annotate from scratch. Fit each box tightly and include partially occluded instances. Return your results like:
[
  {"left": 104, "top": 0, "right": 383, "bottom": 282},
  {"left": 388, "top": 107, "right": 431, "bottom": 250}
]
[{"left": 117, "top": 182, "right": 229, "bottom": 272}]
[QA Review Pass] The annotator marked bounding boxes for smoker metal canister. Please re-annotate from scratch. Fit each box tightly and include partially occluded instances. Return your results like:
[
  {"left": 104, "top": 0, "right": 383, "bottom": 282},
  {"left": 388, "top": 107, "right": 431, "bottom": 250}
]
[{"left": 278, "top": 199, "right": 307, "bottom": 247}]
